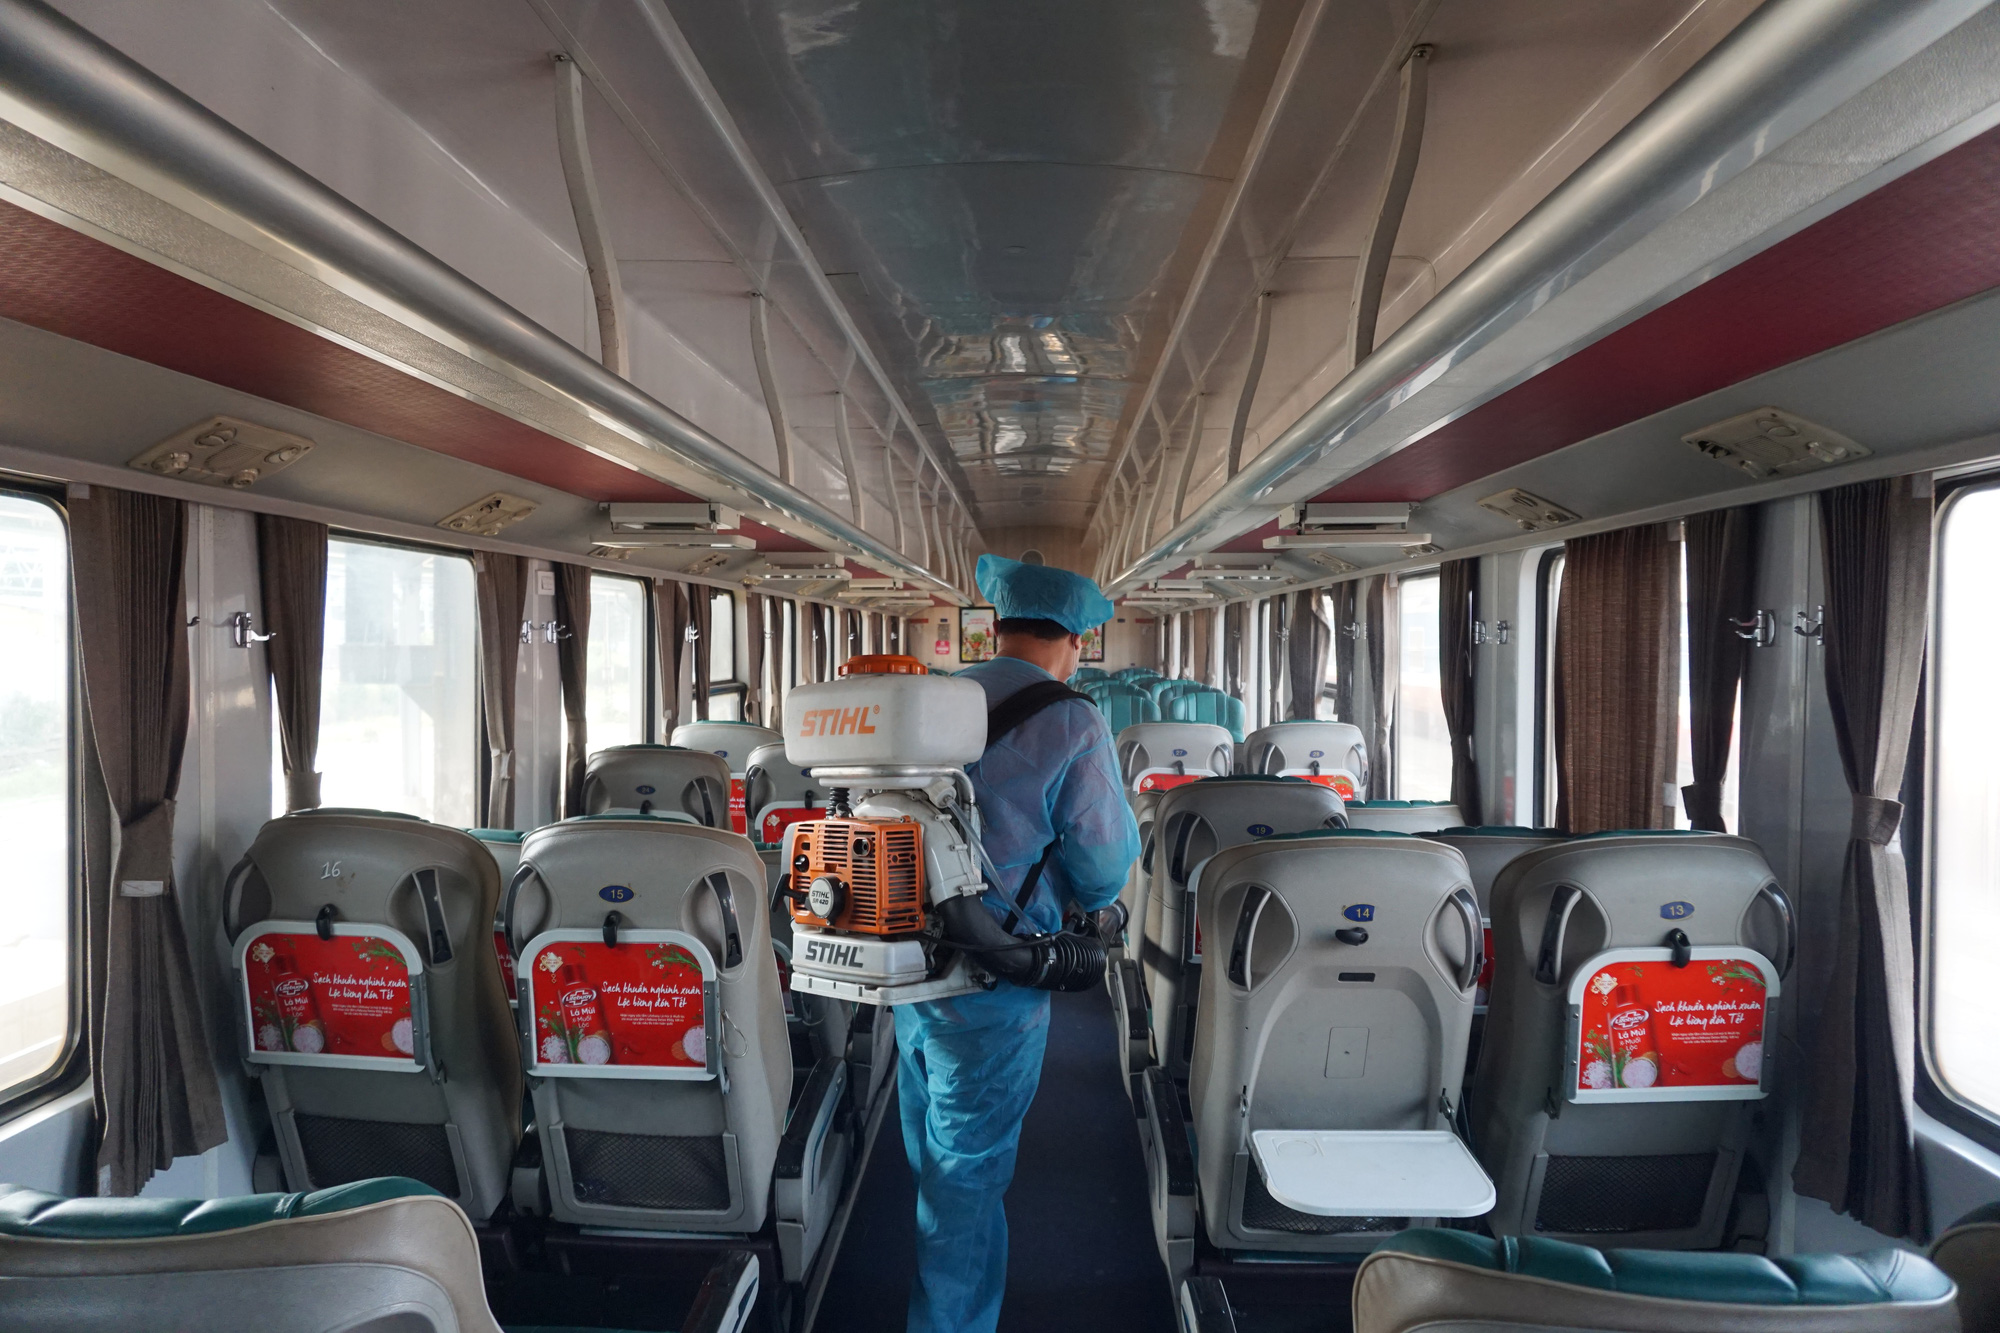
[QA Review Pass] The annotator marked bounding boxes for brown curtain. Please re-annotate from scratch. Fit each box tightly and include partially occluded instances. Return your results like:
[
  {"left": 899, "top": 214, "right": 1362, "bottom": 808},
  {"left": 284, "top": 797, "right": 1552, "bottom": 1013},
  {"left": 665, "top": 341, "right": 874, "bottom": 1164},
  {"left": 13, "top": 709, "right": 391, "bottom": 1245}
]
[
  {"left": 1683, "top": 507, "right": 1758, "bottom": 831},
  {"left": 743, "top": 594, "right": 766, "bottom": 725},
  {"left": 1332, "top": 582, "right": 1360, "bottom": 724},
  {"left": 1365, "top": 576, "right": 1398, "bottom": 799},
  {"left": 1439, "top": 559, "right": 1481, "bottom": 823},
  {"left": 553, "top": 564, "right": 592, "bottom": 817},
  {"left": 68, "top": 486, "right": 225, "bottom": 1195},
  {"left": 1794, "top": 477, "right": 1930, "bottom": 1240},
  {"left": 1554, "top": 524, "right": 1676, "bottom": 834},
  {"left": 654, "top": 579, "right": 692, "bottom": 736},
  {"left": 1286, "top": 590, "right": 1331, "bottom": 720},
  {"left": 691, "top": 587, "right": 714, "bottom": 721},
  {"left": 256, "top": 515, "right": 327, "bottom": 813},
  {"left": 474, "top": 553, "right": 528, "bottom": 828}
]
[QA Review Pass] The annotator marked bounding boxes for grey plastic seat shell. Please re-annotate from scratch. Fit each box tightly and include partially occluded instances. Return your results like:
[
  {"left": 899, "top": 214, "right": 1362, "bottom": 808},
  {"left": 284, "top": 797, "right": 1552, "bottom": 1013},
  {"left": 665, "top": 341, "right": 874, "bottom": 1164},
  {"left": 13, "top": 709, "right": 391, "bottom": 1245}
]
[
  {"left": 0, "top": 1191, "right": 503, "bottom": 1333},
  {"left": 1115, "top": 722, "right": 1235, "bottom": 789},
  {"left": 583, "top": 744, "right": 732, "bottom": 825},
  {"left": 506, "top": 817, "right": 791, "bottom": 1234},
  {"left": 1346, "top": 801, "right": 1465, "bottom": 833},
  {"left": 670, "top": 722, "right": 783, "bottom": 774},
  {"left": 1140, "top": 779, "right": 1348, "bottom": 1079},
  {"left": 1930, "top": 1202, "right": 2000, "bottom": 1333},
  {"left": 1428, "top": 829, "right": 1568, "bottom": 919},
  {"left": 1470, "top": 833, "right": 1792, "bottom": 1248},
  {"left": 1183, "top": 834, "right": 1480, "bottom": 1256},
  {"left": 744, "top": 741, "right": 822, "bottom": 819},
  {"left": 223, "top": 811, "right": 523, "bottom": 1220},
  {"left": 1239, "top": 720, "right": 1369, "bottom": 790}
]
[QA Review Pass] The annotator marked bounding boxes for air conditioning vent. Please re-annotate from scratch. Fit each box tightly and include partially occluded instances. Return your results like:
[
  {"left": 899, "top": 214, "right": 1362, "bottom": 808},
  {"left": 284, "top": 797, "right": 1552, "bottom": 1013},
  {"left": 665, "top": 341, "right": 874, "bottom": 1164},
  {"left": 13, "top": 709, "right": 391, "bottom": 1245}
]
[
  {"left": 1682, "top": 408, "right": 1869, "bottom": 479},
  {"left": 597, "top": 503, "right": 751, "bottom": 548},
  {"left": 1478, "top": 487, "right": 1579, "bottom": 533},
  {"left": 439, "top": 492, "right": 538, "bottom": 536},
  {"left": 128, "top": 416, "right": 314, "bottom": 490}
]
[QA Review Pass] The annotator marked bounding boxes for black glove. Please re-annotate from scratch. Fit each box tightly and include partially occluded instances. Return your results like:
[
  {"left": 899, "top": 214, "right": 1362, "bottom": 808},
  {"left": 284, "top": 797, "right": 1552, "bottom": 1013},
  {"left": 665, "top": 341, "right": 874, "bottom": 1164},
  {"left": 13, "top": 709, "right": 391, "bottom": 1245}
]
[{"left": 1089, "top": 900, "right": 1129, "bottom": 946}]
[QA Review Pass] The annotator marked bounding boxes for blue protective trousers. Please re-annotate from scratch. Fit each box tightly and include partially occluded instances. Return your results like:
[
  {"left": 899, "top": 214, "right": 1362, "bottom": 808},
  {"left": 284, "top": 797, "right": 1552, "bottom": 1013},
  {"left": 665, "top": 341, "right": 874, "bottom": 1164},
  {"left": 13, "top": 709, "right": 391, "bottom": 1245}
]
[{"left": 894, "top": 987, "right": 1051, "bottom": 1333}]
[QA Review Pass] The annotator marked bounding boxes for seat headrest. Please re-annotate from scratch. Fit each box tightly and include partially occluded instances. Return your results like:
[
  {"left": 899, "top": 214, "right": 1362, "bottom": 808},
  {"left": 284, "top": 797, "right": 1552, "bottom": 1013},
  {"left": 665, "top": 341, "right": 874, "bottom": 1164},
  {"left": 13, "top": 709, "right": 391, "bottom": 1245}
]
[
  {"left": 0, "top": 1178, "right": 441, "bottom": 1241},
  {"left": 1368, "top": 1230, "right": 1955, "bottom": 1306}
]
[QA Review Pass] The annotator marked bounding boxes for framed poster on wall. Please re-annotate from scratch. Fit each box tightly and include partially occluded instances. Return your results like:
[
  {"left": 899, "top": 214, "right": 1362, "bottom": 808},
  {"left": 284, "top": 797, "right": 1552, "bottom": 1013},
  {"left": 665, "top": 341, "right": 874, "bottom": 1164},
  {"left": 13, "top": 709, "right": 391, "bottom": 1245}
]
[
  {"left": 1080, "top": 624, "right": 1105, "bottom": 662},
  {"left": 959, "top": 606, "right": 997, "bottom": 662}
]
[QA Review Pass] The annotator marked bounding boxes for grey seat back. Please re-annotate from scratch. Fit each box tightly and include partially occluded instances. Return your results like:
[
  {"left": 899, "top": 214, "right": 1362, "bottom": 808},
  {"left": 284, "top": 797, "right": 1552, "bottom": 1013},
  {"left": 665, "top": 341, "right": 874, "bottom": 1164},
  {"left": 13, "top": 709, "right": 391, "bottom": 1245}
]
[
  {"left": 1239, "top": 720, "right": 1369, "bottom": 798},
  {"left": 468, "top": 829, "right": 526, "bottom": 1005},
  {"left": 1346, "top": 800, "right": 1464, "bottom": 833},
  {"left": 223, "top": 811, "right": 522, "bottom": 1220},
  {"left": 1189, "top": 831, "right": 1480, "bottom": 1253},
  {"left": 1115, "top": 722, "right": 1235, "bottom": 791},
  {"left": 744, "top": 741, "right": 821, "bottom": 817},
  {"left": 0, "top": 1181, "right": 505, "bottom": 1333},
  {"left": 1428, "top": 829, "right": 1568, "bottom": 919},
  {"left": 1931, "top": 1202, "right": 2000, "bottom": 1333},
  {"left": 670, "top": 722, "right": 783, "bottom": 776},
  {"left": 1141, "top": 778, "right": 1347, "bottom": 1077},
  {"left": 1471, "top": 833, "right": 1794, "bottom": 1248},
  {"left": 583, "top": 744, "right": 731, "bottom": 825},
  {"left": 505, "top": 816, "right": 789, "bottom": 1232}
]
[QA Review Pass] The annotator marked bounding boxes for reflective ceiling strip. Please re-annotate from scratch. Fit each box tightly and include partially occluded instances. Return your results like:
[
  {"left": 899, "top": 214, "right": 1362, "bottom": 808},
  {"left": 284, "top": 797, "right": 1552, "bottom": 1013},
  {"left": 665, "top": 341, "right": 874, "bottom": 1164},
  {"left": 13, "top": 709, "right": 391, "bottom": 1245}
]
[
  {"left": 1108, "top": 0, "right": 1991, "bottom": 587},
  {"left": 749, "top": 292, "right": 793, "bottom": 486},
  {"left": 1347, "top": 45, "right": 1431, "bottom": 371},
  {"left": 834, "top": 391, "right": 863, "bottom": 524},
  {"left": 1173, "top": 393, "right": 1206, "bottom": 525},
  {"left": 551, "top": 52, "right": 627, "bottom": 380},
  {"left": 882, "top": 437, "right": 907, "bottom": 553},
  {"left": 536, "top": 0, "right": 982, "bottom": 537}
]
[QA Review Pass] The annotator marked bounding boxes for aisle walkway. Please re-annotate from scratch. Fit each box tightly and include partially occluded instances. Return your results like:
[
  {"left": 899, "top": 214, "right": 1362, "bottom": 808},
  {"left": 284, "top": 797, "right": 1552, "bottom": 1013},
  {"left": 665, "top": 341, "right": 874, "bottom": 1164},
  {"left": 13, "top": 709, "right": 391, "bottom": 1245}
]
[{"left": 815, "top": 985, "right": 1176, "bottom": 1333}]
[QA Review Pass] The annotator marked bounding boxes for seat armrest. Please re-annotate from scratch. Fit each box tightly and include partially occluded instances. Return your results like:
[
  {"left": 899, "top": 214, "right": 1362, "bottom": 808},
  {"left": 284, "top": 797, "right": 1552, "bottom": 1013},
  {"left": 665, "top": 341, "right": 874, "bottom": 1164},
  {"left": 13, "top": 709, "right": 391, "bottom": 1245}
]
[
  {"left": 683, "top": 1250, "right": 761, "bottom": 1333},
  {"left": 776, "top": 1056, "right": 846, "bottom": 1183},
  {"left": 1178, "top": 1277, "right": 1238, "bottom": 1333},
  {"left": 1145, "top": 1066, "right": 1196, "bottom": 1198}
]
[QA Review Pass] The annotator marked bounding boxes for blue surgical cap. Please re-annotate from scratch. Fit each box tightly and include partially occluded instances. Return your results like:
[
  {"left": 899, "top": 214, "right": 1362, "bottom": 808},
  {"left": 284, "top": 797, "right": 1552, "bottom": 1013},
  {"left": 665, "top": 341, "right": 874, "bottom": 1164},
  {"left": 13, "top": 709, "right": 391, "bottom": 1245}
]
[{"left": 975, "top": 554, "right": 1116, "bottom": 636}]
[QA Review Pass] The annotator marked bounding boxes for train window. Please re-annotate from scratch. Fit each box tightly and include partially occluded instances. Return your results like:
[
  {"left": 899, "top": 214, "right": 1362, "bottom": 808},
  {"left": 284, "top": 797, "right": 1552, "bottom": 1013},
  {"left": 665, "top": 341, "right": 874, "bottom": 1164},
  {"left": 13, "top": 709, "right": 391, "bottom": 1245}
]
[
  {"left": 1396, "top": 571, "right": 1451, "bottom": 799},
  {"left": 317, "top": 538, "right": 478, "bottom": 824},
  {"left": 1928, "top": 484, "right": 2000, "bottom": 1122},
  {"left": 709, "top": 590, "right": 736, "bottom": 683},
  {"left": 0, "top": 493, "right": 75, "bottom": 1105},
  {"left": 586, "top": 574, "right": 648, "bottom": 748}
]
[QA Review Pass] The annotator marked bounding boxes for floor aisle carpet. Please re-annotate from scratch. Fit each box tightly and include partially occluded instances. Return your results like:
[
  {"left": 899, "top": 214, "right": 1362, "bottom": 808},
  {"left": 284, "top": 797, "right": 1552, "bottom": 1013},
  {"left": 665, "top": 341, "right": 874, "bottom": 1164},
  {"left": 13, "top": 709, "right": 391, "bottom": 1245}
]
[{"left": 814, "top": 985, "right": 1176, "bottom": 1333}]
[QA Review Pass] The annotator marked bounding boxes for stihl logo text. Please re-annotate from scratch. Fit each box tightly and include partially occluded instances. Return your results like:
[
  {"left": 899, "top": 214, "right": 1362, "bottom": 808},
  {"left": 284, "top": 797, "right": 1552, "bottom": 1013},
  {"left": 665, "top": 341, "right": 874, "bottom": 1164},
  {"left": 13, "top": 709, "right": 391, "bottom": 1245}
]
[
  {"left": 796, "top": 706, "right": 880, "bottom": 738},
  {"left": 802, "top": 938, "right": 863, "bottom": 969}
]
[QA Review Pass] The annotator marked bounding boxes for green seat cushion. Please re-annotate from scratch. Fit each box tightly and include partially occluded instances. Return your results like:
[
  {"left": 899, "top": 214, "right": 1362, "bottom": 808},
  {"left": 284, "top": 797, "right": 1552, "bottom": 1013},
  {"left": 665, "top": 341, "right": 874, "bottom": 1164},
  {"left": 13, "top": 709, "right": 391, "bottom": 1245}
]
[
  {"left": 1574, "top": 828, "right": 1708, "bottom": 838},
  {"left": 1436, "top": 826, "right": 1563, "bottom": 838},
  {"left": 1377, "top": 1231, "right": 1954, "bottom": 1306},
  {"left": 0, "top": 1177, "right": 441, "bottom": 1241},
  {"left": 466, "top": 828, "right": 527, "bottom": 844},
  {"left": 1259, "top": 827, "right": 1413, "bottom": 841}
]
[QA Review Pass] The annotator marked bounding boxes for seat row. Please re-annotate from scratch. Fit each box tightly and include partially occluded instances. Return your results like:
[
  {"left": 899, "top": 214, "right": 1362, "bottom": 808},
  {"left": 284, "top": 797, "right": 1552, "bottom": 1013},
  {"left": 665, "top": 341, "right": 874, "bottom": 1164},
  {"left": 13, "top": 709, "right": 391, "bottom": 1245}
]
[
  {"left": 216, "top": 729, "right": 888, "bottom": 1291},
  {"left": 1091, "top": 714, "right": 1801, "bottom": 1284}
]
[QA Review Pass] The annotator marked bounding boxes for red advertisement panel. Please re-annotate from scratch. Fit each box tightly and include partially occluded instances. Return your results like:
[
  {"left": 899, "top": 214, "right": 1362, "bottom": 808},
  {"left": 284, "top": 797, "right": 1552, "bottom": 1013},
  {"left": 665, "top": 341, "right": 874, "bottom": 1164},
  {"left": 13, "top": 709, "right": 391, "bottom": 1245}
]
[
  {"left": 1570, "top": 948, "right": 1776, "bottom": 1102},
  {"left": 1293, "top": 771, "right": 1359, "bottom": 801},
  {"left": 525, "top": 936, "right": 709, "bottom": 1073},
  {"left": 241, "top": 927, "right": 417, "bottom": 1068},
  {"left": 494, "top": 930, "right": 516, "bottom": 1001},
  {"left": 729, "top": 776, "right": 748, "bottom": 834},
  {"left": 759, "top": 804, "right": 822, "bottom": 846},
  {"left": 1137, "top": 771, "right": 1205, "bottom": 793}
]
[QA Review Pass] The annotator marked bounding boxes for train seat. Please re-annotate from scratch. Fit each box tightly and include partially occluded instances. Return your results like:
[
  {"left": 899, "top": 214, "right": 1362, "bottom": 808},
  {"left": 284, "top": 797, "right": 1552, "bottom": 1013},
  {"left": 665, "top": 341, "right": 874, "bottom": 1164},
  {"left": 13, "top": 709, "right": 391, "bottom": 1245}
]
[
  {"left": 743, "top": 741, "right": 823, "bottom": 847},
  {"left": 1471, "top": 832, "right": 1795, "bottom": 1249},
  {"left": 1148, "top": 830, "right": 1483, "bottom": 1276},
  {"left": 1428, "top": 828, "right": 1569, "bottom": 1019},
  {"left": 467, "top": 829, "right": 526, "bottom": 1007},
  {"left": 1115, "top": 721, "right": 1235, "bottom": 794},
  {"left": 1094, "top": 683, "right": 1161, "bottom": 734},
  {"left": 1239, "top": 720, "right": 1370, "bottom": 799},
  {"left": 0, "top": 1177, "right": 762, "bottom": 1333},
  {"left": 1346, "top": 799, "right": 1464, "bottom": 833},
  {"left": 1137, "top": 778, "right": 1347, "bottom": 1082},
  {"left": 1931, "top": 1201, "right": 2000, "bottom": 1333},
  {"left": 1168, "top": 690, "right": 1247, "bottom": 744},
  {"left": 504, "top": 817, "right": 845, "bottom": 1280},
  {"left": 223, "top": 811, "right": 522, "bottom": 1220},
  {"left": 584, "top": 744, "right": 732, "bottom": 826},
  {"left": 1348, "top": 1229, "right": 1957, "bottom": 1333},
  {"left": 670, "top": 722, "right": 783, "bottom": 834}
]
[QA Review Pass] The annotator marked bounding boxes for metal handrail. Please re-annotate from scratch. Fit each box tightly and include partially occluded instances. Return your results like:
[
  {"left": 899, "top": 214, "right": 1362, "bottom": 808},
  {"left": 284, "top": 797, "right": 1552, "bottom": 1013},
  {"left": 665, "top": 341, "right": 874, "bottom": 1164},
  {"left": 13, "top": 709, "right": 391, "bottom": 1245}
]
[
  {"left": 1108, "top": 0, "right": 1986, "bottom": 587},
  {"left": 0, "top": 0, "right": 958, "bottom": 592}
]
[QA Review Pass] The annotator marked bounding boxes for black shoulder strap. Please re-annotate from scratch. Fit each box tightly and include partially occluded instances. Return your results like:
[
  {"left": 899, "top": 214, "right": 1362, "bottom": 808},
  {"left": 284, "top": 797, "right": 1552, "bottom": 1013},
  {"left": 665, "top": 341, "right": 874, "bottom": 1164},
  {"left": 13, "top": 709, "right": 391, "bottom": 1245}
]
[
  {"left": 982, "top": 678, "right": 1091, "bottom": 928},
  {"left": 984, "top": 679, "right": 1091, "bottom": 750}
]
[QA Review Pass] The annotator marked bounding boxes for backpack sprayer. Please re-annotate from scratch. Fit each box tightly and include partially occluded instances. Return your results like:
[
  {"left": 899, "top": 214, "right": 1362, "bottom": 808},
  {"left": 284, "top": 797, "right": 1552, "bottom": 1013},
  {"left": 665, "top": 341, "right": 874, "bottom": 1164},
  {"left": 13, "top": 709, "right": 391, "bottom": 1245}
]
[{"left": 779, "top": 655, "right": 1107, "bottom": 1005}]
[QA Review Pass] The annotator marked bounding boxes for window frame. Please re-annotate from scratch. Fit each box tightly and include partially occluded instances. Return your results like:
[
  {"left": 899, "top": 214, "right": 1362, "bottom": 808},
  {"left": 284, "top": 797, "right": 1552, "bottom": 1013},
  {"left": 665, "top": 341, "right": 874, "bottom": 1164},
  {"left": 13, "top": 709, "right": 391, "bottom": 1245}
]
[
  {"left": 1917, "top": 472, "right": 2000, "bottom": 1152},
  {"left": 0, "top": 482, "right": 88, "bottom": 1124},
  {"left": 1532, "top": 546, "right": 1566, "bottom": 828}
]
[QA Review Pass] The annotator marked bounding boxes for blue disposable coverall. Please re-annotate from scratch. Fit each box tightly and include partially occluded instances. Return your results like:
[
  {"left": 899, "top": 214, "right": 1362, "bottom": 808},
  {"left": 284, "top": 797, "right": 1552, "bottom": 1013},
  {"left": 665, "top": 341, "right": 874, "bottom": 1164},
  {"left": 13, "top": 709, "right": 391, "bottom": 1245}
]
[{"left": 895, "top": 655, "right": 1141, "bottom": 1333}]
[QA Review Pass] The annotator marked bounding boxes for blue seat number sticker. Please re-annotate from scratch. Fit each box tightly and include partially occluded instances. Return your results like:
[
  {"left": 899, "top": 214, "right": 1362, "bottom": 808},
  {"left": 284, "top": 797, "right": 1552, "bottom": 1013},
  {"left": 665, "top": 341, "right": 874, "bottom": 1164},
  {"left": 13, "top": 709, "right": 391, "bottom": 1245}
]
[
  {"left": 1247, "top": 823, "right": 1274, "bottom": 837},
  {"left": 1344, "top": 904, "right": 1375, "bottom": 922},
  {"left": 1172, "top": 748, "right": 1188, "bottom": 757},
  {"left": 636, "top": 784, "right": 656, "bottom": 795},
  {"left": 600, "top": 885, "right": 636, "bottom": 904},
  {"left": 1660, "top": 900, "right": 1695, "bottom": 920},
  {"left": 1309, "top": 749, "right": 1325, "bottom": 758}
]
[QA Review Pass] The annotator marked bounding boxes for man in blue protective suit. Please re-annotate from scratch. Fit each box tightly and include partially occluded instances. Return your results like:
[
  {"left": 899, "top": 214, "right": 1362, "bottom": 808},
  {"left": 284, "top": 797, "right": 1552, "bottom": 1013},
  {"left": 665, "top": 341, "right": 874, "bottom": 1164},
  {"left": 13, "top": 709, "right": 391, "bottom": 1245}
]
[{"left": 896, "top": 554, "right": 1141, "bottom": 1333}]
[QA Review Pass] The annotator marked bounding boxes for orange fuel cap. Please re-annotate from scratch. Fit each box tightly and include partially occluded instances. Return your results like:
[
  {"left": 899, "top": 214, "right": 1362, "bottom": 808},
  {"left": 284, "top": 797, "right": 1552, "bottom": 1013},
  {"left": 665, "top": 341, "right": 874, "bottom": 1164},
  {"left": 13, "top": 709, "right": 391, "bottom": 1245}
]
[{"left": 839, "top": 653, "right": 927, "bottom": 676}]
